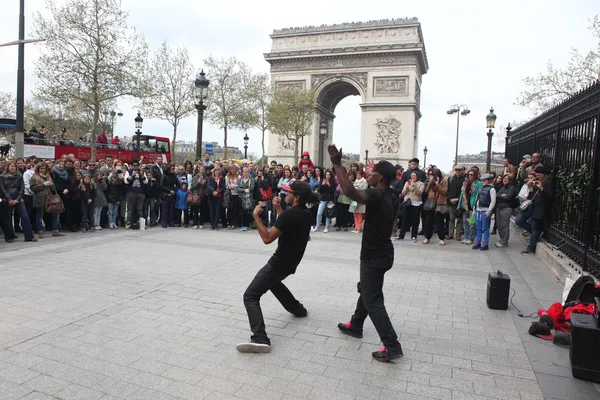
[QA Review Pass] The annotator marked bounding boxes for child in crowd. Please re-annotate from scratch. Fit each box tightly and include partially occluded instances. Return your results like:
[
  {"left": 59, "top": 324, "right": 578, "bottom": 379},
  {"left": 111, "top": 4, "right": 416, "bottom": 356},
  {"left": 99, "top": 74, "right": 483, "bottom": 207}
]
[
  {"left": 93, "top": 172, "right": 107, "bottom": 230},
  {"left": 80, "top": 174, "right": 96, "bottom": 232},
  {"left": 175, "top": 180, "right": 190, "bottom": 227}
]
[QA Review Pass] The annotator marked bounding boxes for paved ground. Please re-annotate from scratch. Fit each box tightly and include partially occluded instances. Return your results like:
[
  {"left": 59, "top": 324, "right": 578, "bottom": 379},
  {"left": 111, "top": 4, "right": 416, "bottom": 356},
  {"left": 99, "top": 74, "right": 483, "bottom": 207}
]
[{"left": 0, "top": 226, "right": 599, "bottom": 400}]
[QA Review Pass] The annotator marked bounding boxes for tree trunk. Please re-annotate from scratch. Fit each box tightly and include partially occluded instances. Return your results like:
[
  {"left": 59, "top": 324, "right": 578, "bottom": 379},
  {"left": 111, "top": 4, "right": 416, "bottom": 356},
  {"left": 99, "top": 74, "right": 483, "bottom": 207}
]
[
  {"left": 293, "top": 136, "right": 299, "bottom": 166},
  {"left": 223, "top": 124, "right": 228, "bottom": 159},
  {"left": 91, "top": 101, "right": 99, "bottom": 161},
  {"left": 171, "top": 123, "right": 178, "bottom": 160},
  {"left": 261, "top": 128, "right": 266, "bottom": 160}
]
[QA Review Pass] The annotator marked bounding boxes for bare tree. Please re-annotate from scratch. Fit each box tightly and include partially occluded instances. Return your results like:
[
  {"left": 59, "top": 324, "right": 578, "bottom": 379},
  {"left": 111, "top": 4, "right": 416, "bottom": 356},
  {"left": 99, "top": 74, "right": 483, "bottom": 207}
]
[
  {"left": 242, "top": 73, "right": 272, "bottom": 160},
  {"left": 203, "top": 56, "right": 253, "bottom": 159},
  {"left": 33, "top": 0, "right": 148, "bottom": 160},
  {"left": 516, "top": 15, "right": 600, "bottom": 114},
  {"left": 268, "top": 87, "right": 316, "bottom": 165},
  {"left": 141, "top": 41, "right": 196, "bottom": 158},
  {"left": 0, "top": 91, "right": 16, "bottom": 119}
]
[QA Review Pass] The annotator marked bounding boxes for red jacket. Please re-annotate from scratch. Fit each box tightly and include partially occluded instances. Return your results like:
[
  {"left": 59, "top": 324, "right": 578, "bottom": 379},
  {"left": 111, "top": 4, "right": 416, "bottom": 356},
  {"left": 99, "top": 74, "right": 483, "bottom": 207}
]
[{"left": 298, "top": 152, "right": 315, "bottom": 169}]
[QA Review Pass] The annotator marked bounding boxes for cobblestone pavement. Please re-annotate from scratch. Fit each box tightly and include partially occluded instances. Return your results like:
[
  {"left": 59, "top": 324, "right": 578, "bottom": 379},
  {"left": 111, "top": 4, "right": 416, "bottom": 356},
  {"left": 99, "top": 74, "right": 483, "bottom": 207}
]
[{"left": 1, "top": 227, "right": 599, "bottom": 400}]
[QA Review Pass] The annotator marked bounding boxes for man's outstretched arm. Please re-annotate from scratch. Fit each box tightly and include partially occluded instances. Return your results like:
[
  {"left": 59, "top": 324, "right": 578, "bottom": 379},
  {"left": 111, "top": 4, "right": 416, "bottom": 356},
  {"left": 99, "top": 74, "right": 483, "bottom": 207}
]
[{"left": 328, "top": 145, "right": 368, "bottom": 204}]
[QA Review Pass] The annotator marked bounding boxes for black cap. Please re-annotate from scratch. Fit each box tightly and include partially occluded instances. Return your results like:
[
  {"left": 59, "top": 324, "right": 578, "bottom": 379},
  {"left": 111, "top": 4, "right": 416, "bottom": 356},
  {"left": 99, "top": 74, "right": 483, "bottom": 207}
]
[
  {"left": 534, "top": 166, "right": 551, "bottom": 174},
  {"left": 373, "top": 160, "right": 396, "bottom": 181},
  {"left": 282, "top": 180, "right": 311, "bottom": 198}
]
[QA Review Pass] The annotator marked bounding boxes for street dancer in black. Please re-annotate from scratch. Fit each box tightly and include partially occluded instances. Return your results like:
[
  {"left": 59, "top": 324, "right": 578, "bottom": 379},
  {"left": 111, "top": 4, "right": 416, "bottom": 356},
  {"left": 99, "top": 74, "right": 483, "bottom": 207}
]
[
  {"left": 237, "top": 181, "right": 316, "bottom": 353},
  {"left": 328, "top": 145, "right": 404, "bottom": 362}
]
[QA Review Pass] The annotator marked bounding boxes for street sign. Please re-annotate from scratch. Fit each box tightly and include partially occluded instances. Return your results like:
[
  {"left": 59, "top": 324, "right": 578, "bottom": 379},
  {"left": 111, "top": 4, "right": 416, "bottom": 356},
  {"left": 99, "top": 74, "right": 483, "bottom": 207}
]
[{"left": 205, "top": 143, "right": 214, "bottom": 154}]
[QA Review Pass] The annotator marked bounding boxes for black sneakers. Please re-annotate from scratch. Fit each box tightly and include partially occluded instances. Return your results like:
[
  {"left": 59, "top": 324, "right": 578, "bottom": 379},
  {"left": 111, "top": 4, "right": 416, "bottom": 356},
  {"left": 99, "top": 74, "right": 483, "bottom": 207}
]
[
  {"left": 372, "top": 345, "right": 403, "bottom": 363},
  {"left": 337, "top": 321, "right": 363, "bottom": 339}
]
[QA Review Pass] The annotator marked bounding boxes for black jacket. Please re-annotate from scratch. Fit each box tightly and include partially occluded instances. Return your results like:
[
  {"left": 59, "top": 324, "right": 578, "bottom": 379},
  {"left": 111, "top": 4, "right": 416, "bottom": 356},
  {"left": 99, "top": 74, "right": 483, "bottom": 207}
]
[
  {"left": 447, "top": 174, "right": 466, "bottom": 200},
  {"left": 106, "top": 180, "right": 125, "bottom": 203},
  {"left": 318, "top": 182, "right": 336, "bottom": 202},
  {"left": 160, "top": 172, "right": 179, "bottom": 197},
  {"left": 80, "top": 185, "right": 96, "bottom": 204},
  {"left": 0, "top": 174, "right": 24, "bottom": 201},
  {"left": 145, "top": 178, "right": 163, "bottom": 198},
  {"left": 390, "top": 177, "right": 403, "bottom": 203},
  {"left": 207, "top": 176, "right": 226, "bottom": 197},
  {"left": 530, "top": 179, "right": 554, "bottom": 220},
  {"left": 496, "top": 184, "right": 517, "bottom": 210}
]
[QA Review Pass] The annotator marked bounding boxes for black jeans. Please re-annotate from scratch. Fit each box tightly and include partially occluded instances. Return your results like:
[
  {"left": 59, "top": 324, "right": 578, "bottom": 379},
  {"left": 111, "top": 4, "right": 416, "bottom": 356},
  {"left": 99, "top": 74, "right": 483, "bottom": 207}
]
[
  {"left": 399, "top": 203, "right": 421, "bottom": 239},
  {"left": 350, "top": 255, "right": 400, "bottom": 349},
  {"left": 126, "top": 192, "right": 145, "bottom": 224},
  {"left": 243, "top": 263, "right": 306, "bottom": 345},
  {"left": 424, "top": 209, "right": 447, "bottom": 240}
]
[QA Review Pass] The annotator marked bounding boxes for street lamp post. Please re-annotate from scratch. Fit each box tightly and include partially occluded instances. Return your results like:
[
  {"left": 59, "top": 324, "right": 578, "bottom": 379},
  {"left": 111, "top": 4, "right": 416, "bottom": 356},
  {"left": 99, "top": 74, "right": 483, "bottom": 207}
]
[
  {"left": 319, "top": 121, "right": 328, "bottom": 166},
  {"left": 102, "top": 110, "right": 123, "bottom": 140},
  {"left": 243, "top": 133, "right": 249, "bottom": 159},
  {"left": 194, "top": 70, "right": 210, "bottom": 160},
  {"left": 447, "top": 104, "right": 471, "bottom": 168},
  {"left": 423, "top": 146, "right": 428, "bottom": 167},
  {"left": 485, "top": 107, "right": 497, "bottom": 173},
  {"left": 134, "top": 112, "right": 143, "bottom": 160},
  {"left": 365, "top": 149, "right": 369, "bottom": 164}
]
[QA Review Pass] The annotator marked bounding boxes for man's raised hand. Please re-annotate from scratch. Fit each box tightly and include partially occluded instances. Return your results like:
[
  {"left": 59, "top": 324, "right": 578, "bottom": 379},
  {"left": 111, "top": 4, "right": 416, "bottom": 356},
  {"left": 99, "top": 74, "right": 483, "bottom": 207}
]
[{"left": 328, "top": 145, "right": 342, "bottom": 166}]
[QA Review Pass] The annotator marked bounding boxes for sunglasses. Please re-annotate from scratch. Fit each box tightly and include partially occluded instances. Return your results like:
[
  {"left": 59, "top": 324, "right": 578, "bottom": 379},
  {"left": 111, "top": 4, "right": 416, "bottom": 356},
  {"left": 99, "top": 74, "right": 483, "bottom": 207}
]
[{"left": 468, "top": 173, "right": 474, "bottom": 176}]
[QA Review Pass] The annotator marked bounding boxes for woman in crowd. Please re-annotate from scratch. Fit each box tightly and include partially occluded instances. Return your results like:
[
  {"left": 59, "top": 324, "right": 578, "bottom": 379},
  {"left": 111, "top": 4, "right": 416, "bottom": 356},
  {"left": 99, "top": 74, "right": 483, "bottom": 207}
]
[
  {"left": 106, "top": 172, "right": 124, "bottom": 229},
  {"left": 473, "top": 173, "right": 496, "bottom": 251},
  {"left": 190, "top": 166, "right": 208, "bottom": 229},
  {"left": 522, "top": 166, "right": 554, "bottom": 255},
  {"left": 423, "top": 168, "right": 448, "bottom": 245},
  {"left": 335, "top": 171, "right": 354, "bottom": 232},
  {"left": 495, "top": 174, "right": 517, "bottom": 248},
  {"left": 313, "top": 169, "right": 335, "bottom": 233},
  {"left": 51, "top": 160, "right": 71, "bottom": 230},
  {"left": 207, "top": 167, "right": 225, "bottom": 230},
  {"left": 351, "top": 170, "right": 368, "bottom": 233},
  {"left": 459, "top": 168, "right": 481, "bottom": 245},
  {"left": 226, "top": 165, "right": 241, "bottom": 230},
  {"left": 160, "top": 163, "right": 179, "bottom": 228},
  {"left": 491, "top": 174, "right": 504, "bottom": 235},
  {"left": 237, "top": 167, "right": 255, "bottom": 231},
  {"left": 255, "top": 169, "right": 272, "bottom": 227},
  {"left": 0, "top": 161, "right": 36, "bottom": 242},
  {"left": 93, "top": 172, "right": 107, "bottom": 230},
  {"left": 30, "top": 162, "right": 64, "bottom": 238},
  {"left": 80, "top": 174, "right": 96, "bottom": 232},
  {"left": 397, "top": 171, "right": 424, "bottom": 242},
  {"left": 277, "top": 167, "right": 293, "bottom": 210}
]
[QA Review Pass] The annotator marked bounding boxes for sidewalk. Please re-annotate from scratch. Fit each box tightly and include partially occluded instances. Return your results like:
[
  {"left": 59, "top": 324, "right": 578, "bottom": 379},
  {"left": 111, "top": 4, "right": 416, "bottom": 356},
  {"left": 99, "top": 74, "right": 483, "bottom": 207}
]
[{"left": 0, "top": 227, "right": 598, "bottom": 399}]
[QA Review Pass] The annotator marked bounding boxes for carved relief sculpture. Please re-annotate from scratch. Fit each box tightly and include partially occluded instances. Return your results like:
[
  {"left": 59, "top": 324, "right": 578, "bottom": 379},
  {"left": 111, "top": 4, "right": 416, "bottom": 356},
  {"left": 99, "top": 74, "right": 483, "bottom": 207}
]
[
  {"left": 311, "top": 72, "right": 368, "bottom": 92},
  {"left": 276, "top": 80, "right": 305, "bottom": 91},
  {"left": 278, "top": 136, "right": 296, "bottom": 153},
  {"left": 374, "top": 117, "right": 402, "bottom": 155},
  {"left": 374, "top": 77, "right": 408, "bottom": 95}
]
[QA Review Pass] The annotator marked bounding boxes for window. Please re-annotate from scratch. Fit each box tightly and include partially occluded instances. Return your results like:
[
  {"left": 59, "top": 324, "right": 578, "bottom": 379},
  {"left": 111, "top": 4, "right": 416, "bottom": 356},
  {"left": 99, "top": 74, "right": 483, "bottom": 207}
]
[{"left": 156, "top": 139, "right": 169, "bottom": 153}]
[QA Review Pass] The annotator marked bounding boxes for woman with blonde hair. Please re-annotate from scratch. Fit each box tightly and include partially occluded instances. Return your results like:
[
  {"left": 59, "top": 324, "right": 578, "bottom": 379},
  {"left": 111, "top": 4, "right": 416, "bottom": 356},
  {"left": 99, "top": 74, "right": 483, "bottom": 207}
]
[
  {"left": 226, "top": 164, "right": 241, "bottom": 229},
  {"left": 30, "top": 162, "right": 64, "bottom": 238}
]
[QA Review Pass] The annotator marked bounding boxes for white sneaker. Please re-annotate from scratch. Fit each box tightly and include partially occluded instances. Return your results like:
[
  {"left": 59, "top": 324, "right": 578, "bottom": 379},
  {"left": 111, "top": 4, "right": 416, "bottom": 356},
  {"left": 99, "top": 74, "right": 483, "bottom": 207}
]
[
  {"left": 324, "top": 229, "right": 329, "bottom": 233},
  {"left": 95, "top": 226, "right": 102, "bottom": 230},
  {"left": 193, "top": 225, "right": 199, "bottom": 230},
  {"left": 199, "top": 225, "right": 205, "bottom": 230},
  {"left": 311, "top": 227, "right": 317, "bottom": 232}
]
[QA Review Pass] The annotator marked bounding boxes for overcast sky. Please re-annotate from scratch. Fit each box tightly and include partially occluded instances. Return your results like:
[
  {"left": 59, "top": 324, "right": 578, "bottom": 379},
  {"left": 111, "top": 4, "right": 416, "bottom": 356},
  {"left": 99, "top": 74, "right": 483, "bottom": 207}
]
[{"left": 1, "top": 0, "right": 598, "bottom": 169}]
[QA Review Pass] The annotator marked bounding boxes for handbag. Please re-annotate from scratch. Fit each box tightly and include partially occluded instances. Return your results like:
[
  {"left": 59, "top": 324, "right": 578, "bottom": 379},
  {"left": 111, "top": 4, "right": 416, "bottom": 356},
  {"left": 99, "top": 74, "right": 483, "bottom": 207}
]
[
  {"left": 326, "top": 201, "right": 336, "bottom": 218},
  {"left": 241, "top": 193, "right": 253, "bottom": 210},
  {"left": 259, "top": 186, "right": 273, "bottom": 201},
  {"left": 187, "top": 193, "right": 201, "bottom": 205},
  {"left": 222, "top": 188, "right": 231, "bottom": 209},
  {"left": 519, "top": 190, "right": 539, "bottom": 211},
  {"left": 423, "top": 198, "right": 436, "bottom": 211},
  {"left": 349, "top": 201, "right": 358, "bottom": 213},
  {"left": 45, "top": 192, "right": 65, "bottom": 214}
]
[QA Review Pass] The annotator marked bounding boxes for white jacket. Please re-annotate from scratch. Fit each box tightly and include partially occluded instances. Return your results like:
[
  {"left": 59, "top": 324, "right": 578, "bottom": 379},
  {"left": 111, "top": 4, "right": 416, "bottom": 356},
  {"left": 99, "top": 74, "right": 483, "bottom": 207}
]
[{"left": 23, "top": 169, "right": 35, "bottom": 196}]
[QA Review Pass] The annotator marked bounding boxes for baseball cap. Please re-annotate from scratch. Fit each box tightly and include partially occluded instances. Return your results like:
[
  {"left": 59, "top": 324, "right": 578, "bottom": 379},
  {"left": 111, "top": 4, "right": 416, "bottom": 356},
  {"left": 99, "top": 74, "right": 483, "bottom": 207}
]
[
  {"left": 480, "top": 173, "right": 493, "bottom": 181},
  {"left": 372, "top": 160, "right": 396, "bottom": 180},
  {"left": 282, "top": 181, "right": 311, "bottom": 197}
]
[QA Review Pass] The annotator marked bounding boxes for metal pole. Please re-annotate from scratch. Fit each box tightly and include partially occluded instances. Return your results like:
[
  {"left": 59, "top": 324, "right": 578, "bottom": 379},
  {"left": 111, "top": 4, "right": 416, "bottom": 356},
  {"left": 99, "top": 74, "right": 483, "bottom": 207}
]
[
  {"left": 423, "top": 151, "right": 427, "bottom": 167},
  {"left": 319, "top": 136, "right": 324, "bottom": 166},
  {"left": 15, "top": 0, "right": 25, "bottom": 158},
  {"left": 244, "top": 145, "right": 248, "bottom": 159},
  {"left": 454, "top": 111, "right": 460, "bottom": 168},
  {"left": 195, "top": 103, "right": 205, "bottom": 160},
  {"left": 136, "top": 131, "right": 141, "bottom": 160},
  {"left": 486, "top": 129, "right": 493, "bottom": 173},
  {"left": 365, "top": 149, "right": 369, "bottom": 164}
]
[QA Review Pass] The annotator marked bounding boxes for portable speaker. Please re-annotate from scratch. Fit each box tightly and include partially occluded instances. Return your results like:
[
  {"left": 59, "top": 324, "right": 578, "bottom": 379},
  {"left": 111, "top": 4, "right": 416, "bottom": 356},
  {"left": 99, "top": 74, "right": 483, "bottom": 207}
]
[
  {"left": 570, "top": 313, "right": 600, "bottom": 383},
  {"left": 486, "top": 270, "right": 510, "bottom": 310}
]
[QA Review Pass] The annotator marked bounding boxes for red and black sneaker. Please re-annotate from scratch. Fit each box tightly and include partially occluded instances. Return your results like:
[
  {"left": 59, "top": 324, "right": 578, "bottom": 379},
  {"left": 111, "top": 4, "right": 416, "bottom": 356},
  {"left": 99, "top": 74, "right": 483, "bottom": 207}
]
[
  {"left": 372, "top": 345, "right": 403, "bottom": 363},
  {"left": 337, "top": 321, "right": 363, "bottom": 338}
]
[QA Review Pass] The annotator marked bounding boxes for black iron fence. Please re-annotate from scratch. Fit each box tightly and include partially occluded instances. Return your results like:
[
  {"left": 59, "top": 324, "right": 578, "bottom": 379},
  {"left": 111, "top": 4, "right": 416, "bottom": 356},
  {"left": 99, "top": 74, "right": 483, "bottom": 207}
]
[{"left": 506, "top": 81, "right": 600, "bottom": 275}]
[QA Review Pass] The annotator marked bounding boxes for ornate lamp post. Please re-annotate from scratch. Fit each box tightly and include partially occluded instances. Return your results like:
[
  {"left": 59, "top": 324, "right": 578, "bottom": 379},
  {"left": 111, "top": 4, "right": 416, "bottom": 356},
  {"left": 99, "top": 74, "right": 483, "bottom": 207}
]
[
  {"left": 365, "top": 149, "right": 369, "bottom": 164},
  {"left": 485, "top": 107, "right": 497, "bottom": 173},
  {"left": 447, "top": 104, "right": 470, "bottom": 168},
  {"left": 102, "top": 110, "right": 123, "bottom": 140},
  {"left": 134, "top": 112, "right": 143, "bottom": 160},
  {"left": 243, "top": 133, "right": 249, "bottom": 159},
  {"left": 423, "top": 146, "right": 428, "bottom": 167},
  {"left": 194, "top": 70, "right": 210, "bottom": 160},
  {"left": 319, "top": 121, "right": 328, "bottom": 166}
]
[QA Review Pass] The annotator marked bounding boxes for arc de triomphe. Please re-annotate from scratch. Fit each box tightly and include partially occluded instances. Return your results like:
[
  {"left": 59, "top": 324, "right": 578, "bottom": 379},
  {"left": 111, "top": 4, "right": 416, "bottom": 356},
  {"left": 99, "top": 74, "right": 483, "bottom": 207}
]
[{"left": 264, "top": 18, "right": 429, "bottom": 166}]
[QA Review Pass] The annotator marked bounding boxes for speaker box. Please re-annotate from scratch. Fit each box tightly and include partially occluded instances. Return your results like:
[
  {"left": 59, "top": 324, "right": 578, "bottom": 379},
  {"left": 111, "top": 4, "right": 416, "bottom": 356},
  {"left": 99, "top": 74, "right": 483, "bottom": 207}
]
[
  {"left": 570, "top": 313, "right": 600, "bottom": 383},
  {"left": 486, "top": 271, "right": 510, "bottom": 310}
]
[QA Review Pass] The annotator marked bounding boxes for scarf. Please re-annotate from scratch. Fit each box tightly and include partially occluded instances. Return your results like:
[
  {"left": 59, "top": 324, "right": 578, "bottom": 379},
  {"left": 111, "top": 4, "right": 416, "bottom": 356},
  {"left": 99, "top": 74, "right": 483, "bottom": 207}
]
[{"left": 52, "top": 166, "right": 69, "bottom": 180}]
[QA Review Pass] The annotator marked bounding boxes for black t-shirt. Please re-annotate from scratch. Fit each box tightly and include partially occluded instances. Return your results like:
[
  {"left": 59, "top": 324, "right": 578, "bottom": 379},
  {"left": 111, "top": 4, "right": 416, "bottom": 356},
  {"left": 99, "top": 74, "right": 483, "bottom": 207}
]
[
  {"left": 361, "top": 188, "right": 394, "bottom": 260},
  {"left": 269, "top": 205, "right": 312, "bottom": 273}
]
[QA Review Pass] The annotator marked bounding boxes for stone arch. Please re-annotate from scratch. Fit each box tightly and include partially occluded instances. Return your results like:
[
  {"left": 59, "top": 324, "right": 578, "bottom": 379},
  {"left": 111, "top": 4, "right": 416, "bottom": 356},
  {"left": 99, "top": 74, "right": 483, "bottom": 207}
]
[{"left": 265, "top": 18, "right": 429, "bottom": 166}]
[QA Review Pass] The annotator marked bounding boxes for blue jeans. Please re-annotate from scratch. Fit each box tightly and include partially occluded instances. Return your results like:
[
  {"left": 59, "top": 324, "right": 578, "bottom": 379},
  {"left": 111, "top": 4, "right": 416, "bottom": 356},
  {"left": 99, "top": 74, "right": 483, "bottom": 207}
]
[
  {"left": 208, "top": 196, "right": 222, "bottom": 229},
  {"left": 108, "top": 203, "right": 119, "bottom": 225},
  {"left": 462, "top": 210, "right": 475, "bottom": 241},
  {"left": 515, "top": 210, "right": 532, "bottom": 231},
  {"left": 316, "top": 201, "right": 330, "bottom": 230},
  {"left": 36, "top": 207, "right": 59, "bottom": 233},
  {"left": 475, "top": 210, "right": 491, "bottom": 246},
  {"left": 81, "top": 203, "right": 95, "bottom": 229},
  {"left": 527, "top": 218, "right": 544, "bottom": 253}
]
